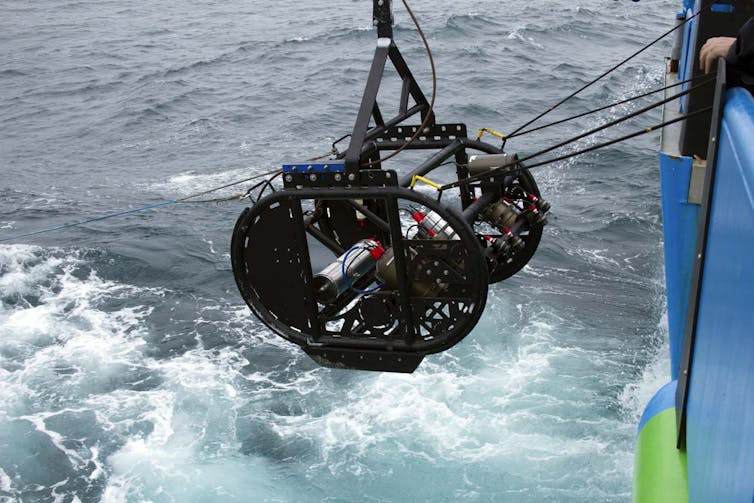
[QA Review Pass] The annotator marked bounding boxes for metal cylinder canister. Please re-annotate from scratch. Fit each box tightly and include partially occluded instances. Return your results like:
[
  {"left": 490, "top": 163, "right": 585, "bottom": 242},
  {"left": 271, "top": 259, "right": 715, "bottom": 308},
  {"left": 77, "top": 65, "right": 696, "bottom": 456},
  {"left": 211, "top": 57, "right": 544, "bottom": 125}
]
[
  {"left": 483, "top": 200, "right": 519, "bottom": 229},
  {"left": 412, "top": 210, "right": 459, "bottom": 240},
  {"left": 375, "top": 247, "right": 441, "bottom": 298},
  {"left": 313, "top": 238, "right": 384, "bottom": 304},
  {"left": 467, "top": 152, "right": 517, "bottom": 172},
  {"left": 376, "top": 210, "right": 460, "bottom": 297}
]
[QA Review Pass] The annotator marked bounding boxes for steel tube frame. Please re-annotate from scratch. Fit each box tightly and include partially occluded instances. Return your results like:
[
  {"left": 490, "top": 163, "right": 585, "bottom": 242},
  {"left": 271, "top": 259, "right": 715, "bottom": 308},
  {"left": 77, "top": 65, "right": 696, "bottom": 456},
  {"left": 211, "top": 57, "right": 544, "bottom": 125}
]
[{"left": 344, "top": 0, "right": 434, "bottom": 172}]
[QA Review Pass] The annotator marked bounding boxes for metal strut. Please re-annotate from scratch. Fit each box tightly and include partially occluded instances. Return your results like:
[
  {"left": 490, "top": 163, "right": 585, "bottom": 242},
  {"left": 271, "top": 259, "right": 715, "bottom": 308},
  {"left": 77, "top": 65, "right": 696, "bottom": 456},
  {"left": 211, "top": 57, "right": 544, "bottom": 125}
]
[{"left": 344, "top": 0, "right": 434, "bottom": 172}]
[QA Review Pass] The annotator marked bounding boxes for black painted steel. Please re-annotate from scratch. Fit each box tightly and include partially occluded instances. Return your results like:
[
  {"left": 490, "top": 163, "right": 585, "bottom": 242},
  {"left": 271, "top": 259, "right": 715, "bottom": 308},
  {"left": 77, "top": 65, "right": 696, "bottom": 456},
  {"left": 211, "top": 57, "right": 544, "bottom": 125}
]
[
  {"left": 230, "top": 0, "right": 549, "bottom": 371},
  {"left": 343, "top": 0, "right": 433, "bottom": 172},
  {"left": 231, "top": 185, "right": 489, "bottom": 372},
  {"left": 675, "top": 61, "right": 726, "bottom": 448},
  {"left": 345, "top": 42, "right": 392, "bottom": 172}
]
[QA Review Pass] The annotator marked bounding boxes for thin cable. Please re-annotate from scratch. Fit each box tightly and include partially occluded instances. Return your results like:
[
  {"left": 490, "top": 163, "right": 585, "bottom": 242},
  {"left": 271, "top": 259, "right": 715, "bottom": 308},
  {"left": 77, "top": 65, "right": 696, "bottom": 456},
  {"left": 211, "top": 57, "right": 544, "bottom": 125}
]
[
  {"left": 362, "top": 0, "right": 436, "bottom": 168},
  {"left": 504, "top": 5, "right": 711, "bottom": 140},
  {"left": 0, "top": 200, "right": 179, "bottom": 242},
  {"left": 341, "top": 245, "right": 383, "bottom": 295},
  {"left": 306, "top": 149, "right": 338, "bottom": 162},
  {"left": 405, "top": 224, "right": 420, "bottom": 238},
  {"left": 507, "top": 74, "right": 714, "bottom": 140},
  {"left": 440, "top": 106, "right": 713, "bottom": 191},
  {"left": 515, "top": 106, "right": 714, "bottom": 171},
  {"left": 177, "top": 168, "right": 280, "bottom": 202},
  {"left": 442, "top": 78, "right": 714, "bottom": 190},
  {"left": 254, "top": 171, "right": 283, "bottom": 201},
  {"left": 178, "top": 193, "right": 248, "bottom": 204},
  {"left": 516, "top": 79, "right": 713, "bottom": 166},
  {"left": 0, "top": 169, "right": 281, "bottom": 242}
]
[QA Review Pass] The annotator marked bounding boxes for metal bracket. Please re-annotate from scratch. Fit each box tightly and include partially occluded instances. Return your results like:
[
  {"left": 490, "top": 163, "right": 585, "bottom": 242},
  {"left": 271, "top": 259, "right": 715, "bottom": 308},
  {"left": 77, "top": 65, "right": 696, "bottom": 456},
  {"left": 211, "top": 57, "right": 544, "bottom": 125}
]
[
  {"left": 304, "top": 346, "right": 423, "bottom": 373},
  {"left": 373, "top": 123, "right": 468, "bottom": 147},
  {"left": 675, "top": 59, "right": 727, "bottom": 448},
  {"left": 282, "top": 167, "right": 398, "bottom": 189},
  {"left": 373, "top": 0, "right": 394, "bottom": 38},
  {"left": 688, "top": 159, "right": 707, "bottom": 204},
  {"left": 344, "top": 0, "right": 435, "bottom": 172}
]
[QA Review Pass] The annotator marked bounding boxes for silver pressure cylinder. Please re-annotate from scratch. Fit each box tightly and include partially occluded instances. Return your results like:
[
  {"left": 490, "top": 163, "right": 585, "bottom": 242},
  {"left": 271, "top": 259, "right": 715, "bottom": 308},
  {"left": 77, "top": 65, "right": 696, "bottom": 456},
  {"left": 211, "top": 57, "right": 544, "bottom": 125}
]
[
  {"left": 414, "top": 210, "right": 459, "bottom": 240},
  {"left": 467, "top": 153, "right": 517, "bottom": 173},
  {"left": 313, "top": 239, "right": 382, "bottom": 304}
]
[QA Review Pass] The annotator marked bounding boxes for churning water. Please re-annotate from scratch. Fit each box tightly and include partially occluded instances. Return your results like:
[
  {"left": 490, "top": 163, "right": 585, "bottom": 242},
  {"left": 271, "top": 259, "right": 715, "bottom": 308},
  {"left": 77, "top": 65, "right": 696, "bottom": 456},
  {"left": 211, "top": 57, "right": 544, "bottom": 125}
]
[{"left": 1, "top": 0, "right": 676, "bottom": 500}]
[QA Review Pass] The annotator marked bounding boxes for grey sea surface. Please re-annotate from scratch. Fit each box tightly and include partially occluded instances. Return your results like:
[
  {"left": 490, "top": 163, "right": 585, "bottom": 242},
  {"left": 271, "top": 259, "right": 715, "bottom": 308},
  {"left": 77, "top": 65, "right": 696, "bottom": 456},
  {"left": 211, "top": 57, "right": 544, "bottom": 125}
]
[{"left": 1, "top": 0, "right": 675, "bottom": 501}]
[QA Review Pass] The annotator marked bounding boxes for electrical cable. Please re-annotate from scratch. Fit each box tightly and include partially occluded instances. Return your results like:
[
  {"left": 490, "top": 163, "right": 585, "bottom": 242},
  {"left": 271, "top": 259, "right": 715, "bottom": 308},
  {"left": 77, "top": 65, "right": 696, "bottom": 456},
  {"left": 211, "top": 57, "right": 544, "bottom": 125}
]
[
  {"left": 440, "top": 105, "right": 713, "bottom": 191},
  {"left": 254, "top": 171, "right": 283, "bottom": 202},
  {"left": 176, "top": 168, "right": 280, "bottom": 203},
  {"left": 503, "top": 5, "right": 712, "bottom": 142},
  {"left": 0, "top": 169, "right": 281, "bottom": 242},
  {"left": 505, "top": 74, "right": 714, "bottom": 140},
  {"left": 405, "top": 224, "right": 420, "bottom": 238},
  {"left": 440, "top": 78, "right": 715, "bottom": 190},
  {"left": 0, "top": 200, "right": 180, "bottom": 243},
  {"left": 341, "top": 245, "right": 383, "bottom": 294}
]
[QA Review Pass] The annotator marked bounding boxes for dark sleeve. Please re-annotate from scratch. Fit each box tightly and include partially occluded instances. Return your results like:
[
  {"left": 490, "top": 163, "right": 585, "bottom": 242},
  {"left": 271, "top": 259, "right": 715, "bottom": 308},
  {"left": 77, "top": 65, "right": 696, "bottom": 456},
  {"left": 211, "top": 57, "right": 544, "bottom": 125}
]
[{"left": 727, "top": 17, "right": 754, "bottom": 84}]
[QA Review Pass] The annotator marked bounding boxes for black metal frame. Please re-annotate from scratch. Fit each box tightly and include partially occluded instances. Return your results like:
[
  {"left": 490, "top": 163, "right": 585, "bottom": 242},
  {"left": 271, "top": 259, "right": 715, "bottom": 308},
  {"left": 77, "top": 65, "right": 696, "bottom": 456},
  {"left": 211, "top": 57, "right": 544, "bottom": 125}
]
[
  {"left": 231, "top": 183, "right": 489, "bottom": 372},
  {"left": 344, "top": 0, "right": 434, "bottom": 172},
  {"left": 303, "top": 0, "right": 547, "bottom": 284},
  {"left": 229, "top": 0, "right": 549, "bottom": 372},
  {"left": 675, "top": 59, "right": 727, "bottom": 448}
]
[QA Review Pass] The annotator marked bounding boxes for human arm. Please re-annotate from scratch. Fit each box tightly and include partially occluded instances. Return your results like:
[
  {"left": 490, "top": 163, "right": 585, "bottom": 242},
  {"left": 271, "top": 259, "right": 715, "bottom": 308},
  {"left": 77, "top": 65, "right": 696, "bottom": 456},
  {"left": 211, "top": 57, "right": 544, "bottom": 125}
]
[{"left": 726, "top": 17, "right": 754, "bottom": 84}]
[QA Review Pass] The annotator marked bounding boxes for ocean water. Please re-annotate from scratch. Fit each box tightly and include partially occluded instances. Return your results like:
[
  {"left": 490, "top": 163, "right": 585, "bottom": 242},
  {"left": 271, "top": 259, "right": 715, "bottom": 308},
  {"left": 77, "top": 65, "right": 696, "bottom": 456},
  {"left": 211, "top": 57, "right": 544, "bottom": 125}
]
[{"left": 0, "top": 0, "right": 677, "bottom": 501}]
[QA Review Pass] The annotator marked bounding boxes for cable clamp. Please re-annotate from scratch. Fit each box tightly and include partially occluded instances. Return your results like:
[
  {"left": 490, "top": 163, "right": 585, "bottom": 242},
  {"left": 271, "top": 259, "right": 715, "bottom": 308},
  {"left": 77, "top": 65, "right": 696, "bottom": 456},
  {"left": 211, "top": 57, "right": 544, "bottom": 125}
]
[
  {"left": 476, "top": 128, "right": 507, "bottom": 141},
  {"left": 409, "top": 175, "right": 442, "bottom": 191}
]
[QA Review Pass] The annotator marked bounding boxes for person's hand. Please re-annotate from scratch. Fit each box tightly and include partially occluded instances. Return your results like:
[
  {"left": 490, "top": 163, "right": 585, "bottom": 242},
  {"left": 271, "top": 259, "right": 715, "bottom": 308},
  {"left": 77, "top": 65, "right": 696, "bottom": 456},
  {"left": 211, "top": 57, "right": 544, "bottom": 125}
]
[{"left": 699, "top": 37, "right": 736, "bottom": 73}]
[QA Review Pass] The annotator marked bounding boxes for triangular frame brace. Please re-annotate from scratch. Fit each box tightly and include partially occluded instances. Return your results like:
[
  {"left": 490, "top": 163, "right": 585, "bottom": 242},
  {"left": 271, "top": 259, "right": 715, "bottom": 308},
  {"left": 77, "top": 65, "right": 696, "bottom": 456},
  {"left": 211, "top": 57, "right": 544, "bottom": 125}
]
[{"left": 344, "top": 0, "right": 435, "bottom": 172}]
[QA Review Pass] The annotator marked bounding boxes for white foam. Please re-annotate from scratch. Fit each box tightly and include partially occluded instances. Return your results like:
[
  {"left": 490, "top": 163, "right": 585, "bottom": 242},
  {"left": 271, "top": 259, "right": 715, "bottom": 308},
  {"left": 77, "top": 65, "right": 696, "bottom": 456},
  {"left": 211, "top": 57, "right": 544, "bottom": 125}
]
[
  {"left": 259, "top": 303, "right": 632, "bottom": 488},
  {"left": 0, "top": 200, "right": 662, "bottom": 500},
  {"left": 506, "top": 26, "right": 544, "bottom": 49},
  {"left": 619, "top": 310, "right": 671, "bottom": 423},
  {"left": 146, "top": 167, "right": 278, "bottom": 198},
  {"left": 0, "top": 467, "right": 11, "bottom": 492},
  {"left": 19, "top": 410, "right": 90, "bottom": 470},
  {"left": 98, "top": 343, "right": 294, "bottom": 502},
  {"left": 0, "top": 246, "right": 169, "bottom": 484},
  {"left": 0, "top": 245, "right": 63, "bottom": 298}
]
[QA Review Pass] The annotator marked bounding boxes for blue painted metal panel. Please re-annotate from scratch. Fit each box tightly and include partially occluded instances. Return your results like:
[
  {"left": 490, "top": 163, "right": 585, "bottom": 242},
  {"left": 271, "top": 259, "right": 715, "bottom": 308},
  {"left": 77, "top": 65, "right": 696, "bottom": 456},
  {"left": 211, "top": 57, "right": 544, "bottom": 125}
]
[
  {"left": 282, "top": 162, "right": 345, "bottom": 173},
  {"left": 638, "top": 380, "right": 678, "bottom": 433},
  {"left": 685, "top": 88, "right": 754, "bottom": 502},
  {"left": 659, "top": 153, "right": 700, "bottom": 378},
  {"left": 710, "top": 3, "right": 734, "bottom": 13}
]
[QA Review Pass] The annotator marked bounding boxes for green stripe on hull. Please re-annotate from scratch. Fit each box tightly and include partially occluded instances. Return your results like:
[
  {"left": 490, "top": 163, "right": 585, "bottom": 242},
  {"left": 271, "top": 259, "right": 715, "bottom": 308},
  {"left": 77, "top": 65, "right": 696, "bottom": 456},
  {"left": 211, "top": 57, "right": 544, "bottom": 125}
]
[{"left": 633, "top": 408, "right": 688, "bottom": 502}]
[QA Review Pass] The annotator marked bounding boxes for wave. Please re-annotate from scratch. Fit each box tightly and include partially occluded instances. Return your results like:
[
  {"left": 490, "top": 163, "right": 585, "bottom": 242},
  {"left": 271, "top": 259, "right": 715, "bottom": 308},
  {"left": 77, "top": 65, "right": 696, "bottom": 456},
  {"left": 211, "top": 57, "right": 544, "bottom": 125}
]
[
  {"left": 0, "top": 69, "right": 28, "bottom": 77},
  {"left": 444, "top": 12, "right": 506, "bottom": 32},
  {"left": 0, "top": 244, "right": 290, "bottom": 500},
  {"left": 0, "top": 0, "right": 681, "bottom": 499}
]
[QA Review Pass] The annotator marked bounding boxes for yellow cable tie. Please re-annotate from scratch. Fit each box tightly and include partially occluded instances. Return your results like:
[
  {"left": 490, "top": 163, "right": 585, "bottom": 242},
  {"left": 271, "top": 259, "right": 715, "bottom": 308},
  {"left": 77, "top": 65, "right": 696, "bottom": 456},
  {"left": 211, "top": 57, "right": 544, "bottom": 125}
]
[
  {"left": 410, "top": 175, "right": 442, "bottom": 191},
  {"left": 476, "top": 128, "right": 507, "bottom": 141}
]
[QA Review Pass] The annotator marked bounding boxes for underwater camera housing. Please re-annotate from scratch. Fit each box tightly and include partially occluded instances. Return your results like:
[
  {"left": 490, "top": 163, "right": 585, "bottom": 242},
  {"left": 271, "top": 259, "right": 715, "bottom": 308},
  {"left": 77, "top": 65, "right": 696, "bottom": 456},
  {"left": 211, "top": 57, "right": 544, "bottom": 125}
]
[{"left": 230, "top": 0, "right": 549, "bottom": 372}]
